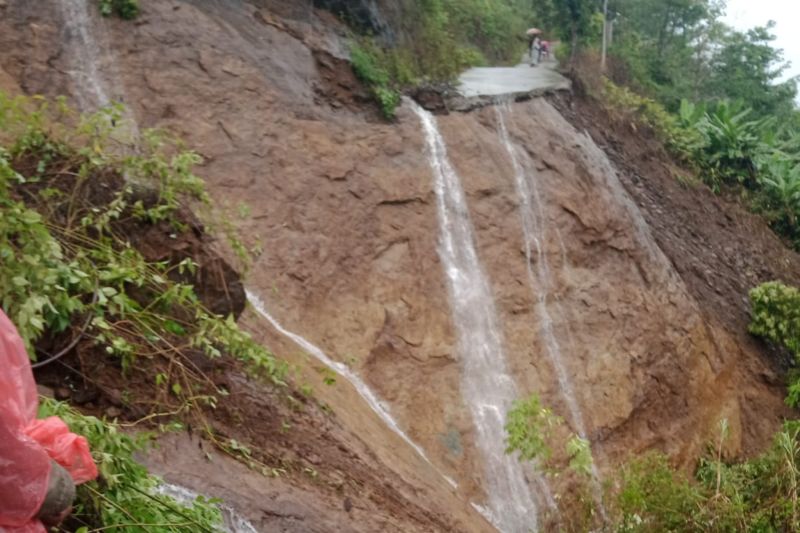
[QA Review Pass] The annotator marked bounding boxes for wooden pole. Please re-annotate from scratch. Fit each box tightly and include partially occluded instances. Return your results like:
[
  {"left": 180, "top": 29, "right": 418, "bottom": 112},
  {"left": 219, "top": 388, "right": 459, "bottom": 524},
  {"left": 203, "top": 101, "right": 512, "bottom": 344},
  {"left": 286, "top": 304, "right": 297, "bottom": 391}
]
[{"left": 601, "top": 0, "right": 609, "bottom": 70}]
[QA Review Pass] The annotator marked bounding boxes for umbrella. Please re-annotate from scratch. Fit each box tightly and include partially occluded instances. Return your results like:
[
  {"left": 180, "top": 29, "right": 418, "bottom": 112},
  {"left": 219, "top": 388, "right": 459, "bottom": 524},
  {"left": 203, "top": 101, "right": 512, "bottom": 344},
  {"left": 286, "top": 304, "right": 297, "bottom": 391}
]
[{"left": 526, "top": 28, "right": 542, "bottom": 36}]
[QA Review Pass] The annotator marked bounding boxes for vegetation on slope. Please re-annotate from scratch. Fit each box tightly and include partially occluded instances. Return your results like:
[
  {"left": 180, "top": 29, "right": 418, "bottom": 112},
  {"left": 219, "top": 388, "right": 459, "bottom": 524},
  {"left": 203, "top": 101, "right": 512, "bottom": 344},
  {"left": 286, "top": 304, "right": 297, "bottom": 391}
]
[
  {"left": 98, "top": 0, "right": 140, "bottom": 20},
  {"left": 41, "top": 399, "right": 224, "bottom": 532},
  {"left": 0, "top": 92, "right": 287, "bottom": 530},
  {"left": 508, "top": 398, "right": 800, "bottom": 531}
]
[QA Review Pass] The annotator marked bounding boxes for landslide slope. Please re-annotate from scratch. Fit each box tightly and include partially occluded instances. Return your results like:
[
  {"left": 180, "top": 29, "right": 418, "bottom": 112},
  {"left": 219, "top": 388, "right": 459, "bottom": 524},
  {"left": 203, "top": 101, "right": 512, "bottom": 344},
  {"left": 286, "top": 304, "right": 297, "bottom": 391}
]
[{"left": 1, "top": 0, "right": 799, "bottom": 529}]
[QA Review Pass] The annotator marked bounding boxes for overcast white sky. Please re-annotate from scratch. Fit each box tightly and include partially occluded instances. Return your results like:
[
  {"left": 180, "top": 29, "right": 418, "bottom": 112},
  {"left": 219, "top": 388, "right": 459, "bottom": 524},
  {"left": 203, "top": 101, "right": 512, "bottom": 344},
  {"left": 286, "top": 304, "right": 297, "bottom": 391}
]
[{"left": 723, "top": 0, "right": 800, "bottom": 83}]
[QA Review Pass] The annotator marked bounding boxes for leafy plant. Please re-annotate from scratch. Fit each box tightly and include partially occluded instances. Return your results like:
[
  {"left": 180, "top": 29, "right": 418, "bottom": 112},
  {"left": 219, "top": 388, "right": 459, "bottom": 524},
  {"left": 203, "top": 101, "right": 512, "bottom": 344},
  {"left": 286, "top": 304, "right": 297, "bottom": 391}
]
[
  {"left": 756, "top": 155, "right": 800, "bottom": 241},
  {"left": 616, "top": 422, "right": 800, "bottom": 532},
  {"left": 40, "top": 398, "right": 223, "bottom": 532},
  {"left": 350, "top": 41, "right": 402, "bottom": 119},
  {"left": 749, "top": 282, "right": 800, "bottom": 405},
  {"left": 0, "top": 92, "right": 285, "bottom": 385},
  {"left": 505, "top": 394, "right": 595, "bottom": 477},
  {"left": 698, "top": 101, "right": 771, "bottom": 188},
  {"left": 505, "top": 395, "right": 561, "bottom": 464}
]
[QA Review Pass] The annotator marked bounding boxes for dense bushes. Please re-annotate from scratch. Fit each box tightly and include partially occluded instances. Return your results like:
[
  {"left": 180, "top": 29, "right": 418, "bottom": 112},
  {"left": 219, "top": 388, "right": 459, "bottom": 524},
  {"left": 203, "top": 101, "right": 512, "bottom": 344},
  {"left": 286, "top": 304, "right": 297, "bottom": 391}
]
[
  {"left": 0, "top": 94, "right": 284, "bottom": 380},
  {"left": 615, "top": 422, "right": 800, "bottom": 532},
  {"left": 508, "top": 396, "right": 800, "bottom": 531},
  {"left": 350, "top": 41, "right": 402, "bottom": 118}
]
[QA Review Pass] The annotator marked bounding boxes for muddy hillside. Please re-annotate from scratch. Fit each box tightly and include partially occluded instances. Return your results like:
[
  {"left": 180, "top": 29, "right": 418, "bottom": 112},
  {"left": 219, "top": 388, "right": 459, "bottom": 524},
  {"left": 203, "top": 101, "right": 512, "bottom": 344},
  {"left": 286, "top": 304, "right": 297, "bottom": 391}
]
[{"left": 2, "top": 0, "right": 799, "bottom": 531}]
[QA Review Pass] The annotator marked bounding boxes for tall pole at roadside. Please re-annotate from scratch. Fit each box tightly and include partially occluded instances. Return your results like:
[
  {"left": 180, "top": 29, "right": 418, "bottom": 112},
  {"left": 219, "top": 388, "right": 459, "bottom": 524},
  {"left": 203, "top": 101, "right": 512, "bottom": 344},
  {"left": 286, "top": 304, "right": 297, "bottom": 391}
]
[{"left": 601, "top": 0, "right": 609, "bottom": 71}]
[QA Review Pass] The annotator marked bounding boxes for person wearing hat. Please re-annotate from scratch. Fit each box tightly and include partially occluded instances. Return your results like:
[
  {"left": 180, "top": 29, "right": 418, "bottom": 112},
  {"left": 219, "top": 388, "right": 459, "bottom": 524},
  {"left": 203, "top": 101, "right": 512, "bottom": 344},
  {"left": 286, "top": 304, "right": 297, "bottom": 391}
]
[{"left": 530, "top": 36, "right": 542, "bottom": 66}]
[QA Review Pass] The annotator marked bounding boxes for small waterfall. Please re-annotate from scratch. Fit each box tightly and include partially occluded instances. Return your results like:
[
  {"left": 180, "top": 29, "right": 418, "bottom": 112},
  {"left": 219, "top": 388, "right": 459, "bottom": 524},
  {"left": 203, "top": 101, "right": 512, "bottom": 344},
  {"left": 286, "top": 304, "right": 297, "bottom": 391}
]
[
  {"left": 245, "top": 290, "right": 457, "bottom": 489},
  {"left": 59, "top": 0, "right": 139, "bottom": 146},
  {"left": 59, "top": 0, "right": 111, "bottom": 110},
  {"left": 408, "top": 100, "right": 548, "bottom": 532},
  {"left": 157, "top": 483, "right": 258, "bottom": 533},
  {"left": 495, "top": 105, "right": 607, "bottom": 518},
  {"left": 495, "top": 104, "right": 587, "bottom": 438}
]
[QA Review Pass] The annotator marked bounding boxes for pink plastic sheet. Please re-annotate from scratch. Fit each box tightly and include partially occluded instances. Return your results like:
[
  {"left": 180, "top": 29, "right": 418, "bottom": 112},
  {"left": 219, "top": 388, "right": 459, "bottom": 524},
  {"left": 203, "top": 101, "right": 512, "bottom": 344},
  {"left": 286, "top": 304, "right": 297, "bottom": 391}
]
[{"left": 0, "top": 309, "right": 98, "bottom": 532}]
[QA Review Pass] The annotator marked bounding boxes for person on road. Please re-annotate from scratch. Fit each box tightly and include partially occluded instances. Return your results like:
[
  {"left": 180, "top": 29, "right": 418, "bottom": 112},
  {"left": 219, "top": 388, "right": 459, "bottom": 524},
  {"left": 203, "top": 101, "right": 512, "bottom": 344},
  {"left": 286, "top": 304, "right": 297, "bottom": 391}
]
[
  {"left": 530, "top": 36, "right": 541, "bottom": 67},
  {"left": 540, "top": 40, "right": 550, "bottom": 61}
]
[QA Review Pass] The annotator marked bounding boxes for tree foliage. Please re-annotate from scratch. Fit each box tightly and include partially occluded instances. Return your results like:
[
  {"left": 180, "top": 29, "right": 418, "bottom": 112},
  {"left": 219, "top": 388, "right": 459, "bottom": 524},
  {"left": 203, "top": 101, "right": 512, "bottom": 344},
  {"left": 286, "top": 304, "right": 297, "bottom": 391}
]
[{"left": 610, "top": 1, "right": 798, "bottom": 117}]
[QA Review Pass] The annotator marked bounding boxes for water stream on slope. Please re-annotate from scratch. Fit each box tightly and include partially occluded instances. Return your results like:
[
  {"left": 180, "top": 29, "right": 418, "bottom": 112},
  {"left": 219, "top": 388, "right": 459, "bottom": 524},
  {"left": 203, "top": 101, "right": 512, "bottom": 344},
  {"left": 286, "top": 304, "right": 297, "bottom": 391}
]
[
  {"left": 408, "top": 100, "right": 549, "bottom": 532},
  {"left": 59, "top": 0, "right": 139, "bottom": 146},
  {"left": 59, "top": 0, "right": 111, "bottom": 110},
  {"left": 157, "top": 483, "right": 258, "bottom": 533},
  {"left": 495, "top": 104, "right": 607, "bottom": 519},
  {"left": 245, "top": 290, "right": 458, "bottom": 489}
]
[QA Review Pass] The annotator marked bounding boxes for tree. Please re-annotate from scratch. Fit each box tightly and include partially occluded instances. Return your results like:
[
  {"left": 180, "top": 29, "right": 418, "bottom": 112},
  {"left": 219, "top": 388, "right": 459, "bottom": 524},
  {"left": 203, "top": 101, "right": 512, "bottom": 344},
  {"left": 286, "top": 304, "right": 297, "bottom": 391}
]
[
  {"left": 707, "top": 23, "right": 798, "bottom": 118},
  {"left": 610, "top": 0, "right": 722, "bottom": 108}
]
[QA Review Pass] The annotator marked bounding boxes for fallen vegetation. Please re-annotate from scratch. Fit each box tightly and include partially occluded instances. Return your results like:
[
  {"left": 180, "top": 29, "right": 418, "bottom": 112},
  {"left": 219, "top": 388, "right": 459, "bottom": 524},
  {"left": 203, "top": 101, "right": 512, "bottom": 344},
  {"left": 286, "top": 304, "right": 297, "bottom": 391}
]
[{"left": 0, "top": 92, "right": 287, "bottom": 530}]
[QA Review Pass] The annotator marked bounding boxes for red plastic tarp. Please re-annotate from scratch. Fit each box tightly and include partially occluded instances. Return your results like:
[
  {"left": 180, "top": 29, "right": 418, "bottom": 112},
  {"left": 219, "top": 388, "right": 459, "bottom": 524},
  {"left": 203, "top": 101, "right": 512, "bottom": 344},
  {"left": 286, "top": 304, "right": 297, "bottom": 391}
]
[{"left": 0, "top": 309, "right": 98, "bottom": 532}]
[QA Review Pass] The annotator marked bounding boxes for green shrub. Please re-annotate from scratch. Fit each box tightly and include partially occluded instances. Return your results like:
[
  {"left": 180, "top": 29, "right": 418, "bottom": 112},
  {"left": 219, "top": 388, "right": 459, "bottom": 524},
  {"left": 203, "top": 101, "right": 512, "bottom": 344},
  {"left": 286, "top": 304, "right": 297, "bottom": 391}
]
[
  {"left": 750, "top": 282, "right": 800, "bottom": 405},
  {"left": 617, "top": 422, "right": 800, "bottom": 532},
  {"left": 98, "top": 0, "right": 140, "bottom": 20},
  {"left": 699, "top": 101, "right": 772, "bottom": 188},
  {"left": 603, "top": 80, "right": 703, "bottom": 162},
  {"left": 755, "top": 155, "right": 800, "bottom": 244},
  {"left": 616, "top": 453, "right": 704, "bottom": 532},
  {"left": 0, "top": 93, "right": 286, "bottom": 382},
  {"left": 350, "top": 41, "right": 401, "bottom": 118},
  {"left": 505, "top": 394, "right": 594, "bottom": 477}
]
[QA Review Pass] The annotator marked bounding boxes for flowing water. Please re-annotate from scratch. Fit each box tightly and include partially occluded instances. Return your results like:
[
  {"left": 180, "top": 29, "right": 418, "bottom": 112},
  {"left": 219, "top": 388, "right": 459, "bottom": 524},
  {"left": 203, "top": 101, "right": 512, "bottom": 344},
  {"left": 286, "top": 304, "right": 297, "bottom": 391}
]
[
  {"left": 59, "top": 0, "right": 111, "bottom": 110},
  {"left": 245, "top": 290, "right": 457, "bottom": 489},
  {"left": 157, "top": 483, "right": 258, "bottom": 533},
  {"left": 495, "top": 105, "right": 607, "bottom": 519},
  {"left": 59, "top": 0, "right": 140, "bottom": 145},
  {"left": 408, "top": 100, "right": 548, "bottom": 532}
]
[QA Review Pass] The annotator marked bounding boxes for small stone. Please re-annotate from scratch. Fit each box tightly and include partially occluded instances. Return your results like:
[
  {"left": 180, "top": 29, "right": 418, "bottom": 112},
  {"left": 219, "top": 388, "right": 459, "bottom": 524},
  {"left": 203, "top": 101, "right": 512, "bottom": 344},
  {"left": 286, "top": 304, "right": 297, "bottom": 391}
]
[
  {"left": 343, "top": 497, "right": 353, "bottom": 513},
  {"left": 307, "top": 453, "right": 321, "bottom": 465},
  {"left": 105, "top": 406, "right": 123, "bottom": 419},
  {"left": 55, "top": 387, "right": 71, "bottom": 400}
]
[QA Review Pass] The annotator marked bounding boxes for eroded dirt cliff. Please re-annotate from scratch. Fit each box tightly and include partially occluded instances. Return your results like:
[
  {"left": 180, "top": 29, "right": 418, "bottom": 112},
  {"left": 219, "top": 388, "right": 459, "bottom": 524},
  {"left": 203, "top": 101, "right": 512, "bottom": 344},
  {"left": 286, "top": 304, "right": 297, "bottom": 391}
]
[{"left": 2, "top": 0, "right": 798, "bottom": 530}]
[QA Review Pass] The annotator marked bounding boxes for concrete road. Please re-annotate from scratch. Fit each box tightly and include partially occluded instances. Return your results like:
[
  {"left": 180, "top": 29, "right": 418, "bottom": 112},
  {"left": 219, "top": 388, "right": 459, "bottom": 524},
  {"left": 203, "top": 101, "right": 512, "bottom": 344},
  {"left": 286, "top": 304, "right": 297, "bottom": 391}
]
[{"left": 457, "top": 60, "right": 570, "bottom": 99}]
